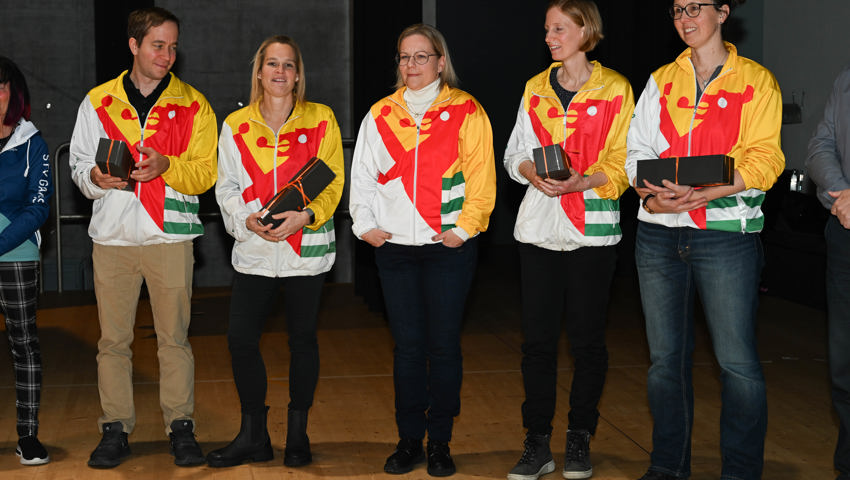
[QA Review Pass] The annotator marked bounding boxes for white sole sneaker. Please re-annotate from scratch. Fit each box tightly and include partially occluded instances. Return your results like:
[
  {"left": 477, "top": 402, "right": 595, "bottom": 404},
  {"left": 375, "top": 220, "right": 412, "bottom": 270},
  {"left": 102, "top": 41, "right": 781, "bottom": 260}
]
[
  {"left": 16, "top": 445, "right": 50, "bottom": 465},
  {"left": 562, "top": 466, "right": 592, "bottom": 479},
  {"left": 507, "top": 459, "right": 556, "bottom": 480}
]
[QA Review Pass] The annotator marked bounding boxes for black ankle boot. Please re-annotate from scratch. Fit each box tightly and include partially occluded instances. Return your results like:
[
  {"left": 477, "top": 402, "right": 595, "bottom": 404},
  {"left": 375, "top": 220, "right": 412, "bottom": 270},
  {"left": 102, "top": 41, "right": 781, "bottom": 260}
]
[
  {"left": 206, "top": 406, "right": 274, "bottom": 468},
  {"left": 283, "top": 409, "right": 311, "bottom": 467}
]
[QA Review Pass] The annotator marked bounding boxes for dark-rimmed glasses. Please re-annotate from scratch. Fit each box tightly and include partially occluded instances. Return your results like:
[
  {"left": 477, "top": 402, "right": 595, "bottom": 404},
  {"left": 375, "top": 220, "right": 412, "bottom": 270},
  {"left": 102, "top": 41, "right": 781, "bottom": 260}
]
[
  {"left": 395, "top": 52, "right": 439, "bottom": 66},
  {"left": 669, "top": 3, "right": 717, "bottom": 20}
]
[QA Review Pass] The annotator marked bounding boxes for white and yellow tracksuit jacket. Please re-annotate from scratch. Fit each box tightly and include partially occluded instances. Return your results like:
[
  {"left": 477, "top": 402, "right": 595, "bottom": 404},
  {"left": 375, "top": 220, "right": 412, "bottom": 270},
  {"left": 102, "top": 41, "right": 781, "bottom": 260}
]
[
  {"left": 505, "top": 61, "right": 635, "bottom": 251},
  {"left": 625, "top": 43, "right": 785, "bottom": 233},
  {"left": 350, "top": 84, "right": 496, "bottom": 245},
  {"left": 216, "top": 101, "right": 344, "bottom": 278},
  {"left": 70, "top": 71, "right": 218, "bottom": 245}
]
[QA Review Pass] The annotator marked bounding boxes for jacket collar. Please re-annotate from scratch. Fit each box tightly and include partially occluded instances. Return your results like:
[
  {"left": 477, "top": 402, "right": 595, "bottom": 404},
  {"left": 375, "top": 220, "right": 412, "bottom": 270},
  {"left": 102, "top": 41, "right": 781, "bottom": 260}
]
[
  {"left": 247, "top": 99, "right": 305, "bottom": 131},
  {"left": 102, "top": 70, "right": 182, "bottom": 104},
  {"left": 530, "top": 60, "right": 605, "bottom": 97},
  {"left": 675, "top": 41, "right": 738, "bottom": 76},
  {"left": 389, "top": 82, "right": 454, "bottom": 110}
]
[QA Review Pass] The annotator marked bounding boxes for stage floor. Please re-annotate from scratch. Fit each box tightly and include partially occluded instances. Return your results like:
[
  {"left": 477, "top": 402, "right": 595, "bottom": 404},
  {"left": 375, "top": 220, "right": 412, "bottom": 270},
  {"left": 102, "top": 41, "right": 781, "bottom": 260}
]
[{"left": 0, "top": 257, "right": 836, "bottom": 479}]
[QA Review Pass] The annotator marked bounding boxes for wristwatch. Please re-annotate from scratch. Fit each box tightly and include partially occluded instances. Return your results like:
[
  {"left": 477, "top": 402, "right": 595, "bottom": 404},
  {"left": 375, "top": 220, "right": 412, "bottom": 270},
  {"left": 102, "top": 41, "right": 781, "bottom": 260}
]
[
  {"left": 642, "top": 194, "right": 656, "bottom": 214},
  {"left": 304, "top": 208, "right": 315, "bottom": 224}
]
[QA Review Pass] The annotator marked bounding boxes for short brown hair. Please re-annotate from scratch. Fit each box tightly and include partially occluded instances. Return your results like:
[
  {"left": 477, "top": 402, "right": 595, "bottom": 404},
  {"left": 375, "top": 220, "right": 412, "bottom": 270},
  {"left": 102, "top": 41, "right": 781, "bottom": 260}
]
[
  {"left": 127, "top": 7, "right": 180, "bottom": 45},
  {"left": 249, "top": 35, "right": 306, "bottom": 105},
  {"left": 547, "top": 0, "right": 604, "bottom": 52},
  {"left": 394, "top": 24, "right": 458, "bottom": 90}
]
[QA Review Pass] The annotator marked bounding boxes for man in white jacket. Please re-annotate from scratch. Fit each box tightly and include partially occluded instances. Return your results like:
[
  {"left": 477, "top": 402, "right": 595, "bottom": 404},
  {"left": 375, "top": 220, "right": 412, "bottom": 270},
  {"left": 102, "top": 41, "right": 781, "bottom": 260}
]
[{"left": 69, "top": 6, "right": 217, "bottom": 469}]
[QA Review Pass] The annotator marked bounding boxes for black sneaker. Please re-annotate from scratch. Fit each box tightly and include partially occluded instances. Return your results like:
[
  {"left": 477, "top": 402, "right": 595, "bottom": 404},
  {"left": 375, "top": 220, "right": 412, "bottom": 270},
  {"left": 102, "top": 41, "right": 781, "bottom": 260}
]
[
  {"left": 507, "top": 433, "right": 555, "bottom": 480},
  {"left": 384, "top": 438, "right": 425, "bottom": 474},
  {"left": 88, "top": 421, "right": 130, "bottom": 468},
  {"left": 563, "top": 429, "right": 592, "bottom": 479},
  {"left": 637, "top": 470, "right": 679, "bottom": 480},
  {"left": 169, "top": 419, "right": 206, "bottom": 466},
  {"left": 426, "top": 440, "right": 456, "bottom": 477},
  {"left": 16, "top": 435, "right": 49, "bottom": 465}
]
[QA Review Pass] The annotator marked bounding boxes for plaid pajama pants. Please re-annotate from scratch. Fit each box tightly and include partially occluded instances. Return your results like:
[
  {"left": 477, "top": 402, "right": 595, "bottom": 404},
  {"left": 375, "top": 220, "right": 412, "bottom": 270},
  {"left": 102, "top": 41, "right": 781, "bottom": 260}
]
[{"left": 0, "top": 261, "right": 42, "bottom": 437}]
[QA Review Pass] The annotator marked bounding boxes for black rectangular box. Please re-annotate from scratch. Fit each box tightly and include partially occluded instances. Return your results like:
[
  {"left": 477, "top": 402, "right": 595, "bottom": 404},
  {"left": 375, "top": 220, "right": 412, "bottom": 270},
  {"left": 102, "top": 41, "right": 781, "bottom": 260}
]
[
  {"left": 259, "top": 157, "right": 336, "bottom": 228},
  {"left": 533, "top": 144, "right": 571, "bottom": 180},
  {"left": 636, "top": 154, "right": 734, "bottom": 187},
  {"left": 95, "top": 138, "right": 136, "bottom": 191}
]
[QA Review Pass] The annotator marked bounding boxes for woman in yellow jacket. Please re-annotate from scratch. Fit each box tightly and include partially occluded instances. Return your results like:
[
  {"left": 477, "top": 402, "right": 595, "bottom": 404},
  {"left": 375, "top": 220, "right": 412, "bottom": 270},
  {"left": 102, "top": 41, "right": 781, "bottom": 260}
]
[
  {"left": 625, "top": 1, "right": 783, "bottom": 479},
  {"left": 503, "top": 1, "right": 633, "bottom": 479},
  {"left": 350, "top": 24, "right": 496, "bottom": 477},
  {"left": 209, "top": 35, "right": 344, "bottom": 469}
]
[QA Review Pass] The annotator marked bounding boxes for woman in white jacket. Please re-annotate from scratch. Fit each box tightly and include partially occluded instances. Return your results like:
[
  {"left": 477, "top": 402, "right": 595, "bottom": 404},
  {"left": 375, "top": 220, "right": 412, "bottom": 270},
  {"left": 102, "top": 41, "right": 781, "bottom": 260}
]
[
  {"left": 349, "top": 24, "right": 496, "bottom": 477},
  {"left": 209, "top": 36, "right": 344, "bottom": 469},
  {"left": 503, "top": 2, "right": 633, "bottom": 479}
]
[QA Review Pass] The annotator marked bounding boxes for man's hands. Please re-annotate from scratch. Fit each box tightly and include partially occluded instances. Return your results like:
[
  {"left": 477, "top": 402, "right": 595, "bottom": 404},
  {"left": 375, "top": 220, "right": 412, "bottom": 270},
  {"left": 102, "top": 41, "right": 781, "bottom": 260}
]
[
  {"left": 132, "top": 146, "right": 171, "bottom": 182},
  {"left": 830, "top": 189, "right": 850, "bottom": 228},
  {"left": 90, "top": 145, "right": 171, "bottom": 190},
  {"left": 90, "top": 166, "right": 128, "bottom": 190}
]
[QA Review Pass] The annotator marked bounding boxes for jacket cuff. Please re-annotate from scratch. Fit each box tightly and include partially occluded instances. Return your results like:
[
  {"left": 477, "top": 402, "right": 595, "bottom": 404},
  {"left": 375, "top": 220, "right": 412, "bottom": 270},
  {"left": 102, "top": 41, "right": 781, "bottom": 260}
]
[{"left": 452, "top": 226, "right": 471, "bottom": 242}]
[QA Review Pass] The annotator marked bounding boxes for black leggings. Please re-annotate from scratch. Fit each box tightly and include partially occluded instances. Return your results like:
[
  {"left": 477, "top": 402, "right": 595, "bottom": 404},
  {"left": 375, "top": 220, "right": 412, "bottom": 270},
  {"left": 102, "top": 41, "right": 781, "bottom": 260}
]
[{"left": 226, "top": 271, "right": 325, "bottom": 414}]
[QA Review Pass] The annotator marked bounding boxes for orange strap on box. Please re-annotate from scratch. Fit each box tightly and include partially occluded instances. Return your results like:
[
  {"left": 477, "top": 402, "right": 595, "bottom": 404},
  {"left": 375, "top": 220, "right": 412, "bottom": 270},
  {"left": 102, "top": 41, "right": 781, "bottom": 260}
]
[
  {"left": 105, "top": 140, "right": 115, "bottom": 177},
  {"left": 674, "top": 156, "right": 680, "bottom": 184},
  {"left": 259, "top": 159, "right": 317, "bottom": 218}
]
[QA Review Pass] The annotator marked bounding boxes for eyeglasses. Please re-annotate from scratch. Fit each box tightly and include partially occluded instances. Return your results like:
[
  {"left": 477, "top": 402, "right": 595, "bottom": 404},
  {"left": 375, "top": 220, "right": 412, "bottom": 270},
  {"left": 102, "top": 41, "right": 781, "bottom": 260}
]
[
  {"left": 669, "top": 3, "right": 717, "bottom": 20},
  {"left": 395, "top": 51, "right": 439, "bottom": 66}
]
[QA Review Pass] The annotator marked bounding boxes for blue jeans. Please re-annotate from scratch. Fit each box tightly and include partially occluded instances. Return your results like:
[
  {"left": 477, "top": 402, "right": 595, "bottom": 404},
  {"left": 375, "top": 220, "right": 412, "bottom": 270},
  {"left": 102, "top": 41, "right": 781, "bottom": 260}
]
[
  {"left": 636, "top": 222, "right": 766, "bottom": 480},
  {"left": 826, "top": 216, "right": 850, "bottom": 476},
  {"left": 374, "top": 239, "right": 478, "bottom": 443}
]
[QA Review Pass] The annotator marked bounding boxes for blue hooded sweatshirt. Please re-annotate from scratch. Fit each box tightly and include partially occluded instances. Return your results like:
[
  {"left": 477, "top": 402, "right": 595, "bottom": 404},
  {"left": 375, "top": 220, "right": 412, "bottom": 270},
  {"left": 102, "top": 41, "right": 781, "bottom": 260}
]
[{"left": 0, "top": 119, "right": 52, "bottom": 261}]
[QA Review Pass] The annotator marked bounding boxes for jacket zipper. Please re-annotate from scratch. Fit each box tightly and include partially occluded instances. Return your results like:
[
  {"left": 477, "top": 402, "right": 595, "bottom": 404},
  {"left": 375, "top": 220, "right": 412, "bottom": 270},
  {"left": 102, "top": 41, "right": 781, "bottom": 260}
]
[
  {"left": 388, "top": 95, "right": 451, "bottom": 243},
  {"left": 686, "top": 62, "right": 732, "bottom": 155},
  {"left": 535, "top": 83, "right": 615, "bottom": 233}
]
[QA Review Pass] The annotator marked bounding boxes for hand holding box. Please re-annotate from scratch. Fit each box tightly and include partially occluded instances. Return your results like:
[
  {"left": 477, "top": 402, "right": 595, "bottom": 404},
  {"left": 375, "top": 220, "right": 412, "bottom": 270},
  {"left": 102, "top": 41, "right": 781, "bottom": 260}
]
[
  {"left": 258, "top": 157, "right": 336, "bottom": 228},
  {"left": 95, "top": 138, "right": 136, "bottom": 192}
]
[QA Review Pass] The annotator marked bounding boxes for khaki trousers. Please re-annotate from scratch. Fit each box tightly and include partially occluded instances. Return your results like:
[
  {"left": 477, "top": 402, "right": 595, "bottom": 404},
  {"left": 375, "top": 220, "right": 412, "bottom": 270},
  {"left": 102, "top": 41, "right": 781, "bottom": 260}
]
[{"left": 92, "top": 241, "right": 195, "bottom": 435}]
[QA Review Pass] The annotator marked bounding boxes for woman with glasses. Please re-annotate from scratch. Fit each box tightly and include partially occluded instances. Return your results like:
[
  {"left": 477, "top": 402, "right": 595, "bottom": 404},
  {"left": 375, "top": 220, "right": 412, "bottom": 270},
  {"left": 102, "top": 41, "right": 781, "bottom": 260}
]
[
  {"left": 350, "top": 23, "right": 497, "bottom": 477},
  {"left": 502, "top": 1, "right": 634, "bottom": 479},
  {"left": 0, "top": 56, "right": 52, "bottom": 466},
  {"left": 208, "top": 35, "right": 344, "bottom": 468},
  {"left": 625, "top": 1, "right": 783, "bottom": 479}
]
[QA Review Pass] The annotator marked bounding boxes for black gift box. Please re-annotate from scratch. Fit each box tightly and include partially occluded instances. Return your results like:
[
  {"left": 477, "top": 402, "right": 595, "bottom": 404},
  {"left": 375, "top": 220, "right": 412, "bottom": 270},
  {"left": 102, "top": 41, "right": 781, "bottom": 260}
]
[
  {"left": 95, "top": 138, "right": 136, "bottom": 191},
  {"left": 636, "top": 154, "right": 734, "bottom": 187},
  {"left": 259, "top": 157, "right": 336, "bottom": 228},
  {"left": 533, "top": 144, "right": 571, "bottom": 180}
]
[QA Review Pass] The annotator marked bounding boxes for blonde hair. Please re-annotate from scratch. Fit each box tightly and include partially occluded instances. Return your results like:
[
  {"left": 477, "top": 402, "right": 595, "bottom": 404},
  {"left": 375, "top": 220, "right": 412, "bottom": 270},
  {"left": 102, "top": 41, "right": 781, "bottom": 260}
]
[
  {"left": 548, "top": 0, "right": 604, "bottom": 52},
  {"left": 249, "top": 35, "right": 306, "bottom": 104},
  {"left": 394, "top": 24, "right": 458, "bottom": 90}
]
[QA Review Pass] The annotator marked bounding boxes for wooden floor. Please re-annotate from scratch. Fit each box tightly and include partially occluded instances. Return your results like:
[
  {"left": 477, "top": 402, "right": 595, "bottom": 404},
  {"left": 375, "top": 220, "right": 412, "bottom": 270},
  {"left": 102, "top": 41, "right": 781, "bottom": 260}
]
[{"left": 0, "top": 252, "right": 838, "bottom": 479}]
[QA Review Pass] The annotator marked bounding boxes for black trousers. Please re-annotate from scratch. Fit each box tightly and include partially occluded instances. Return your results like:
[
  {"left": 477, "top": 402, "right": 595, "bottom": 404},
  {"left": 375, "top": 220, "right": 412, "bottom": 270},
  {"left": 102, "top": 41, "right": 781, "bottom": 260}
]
[
  {"left": 518, "top": 243, "right": 616, "bottom": 435},
  {"left": 227, "top": 271, "right": 326, "bottom": 414}
]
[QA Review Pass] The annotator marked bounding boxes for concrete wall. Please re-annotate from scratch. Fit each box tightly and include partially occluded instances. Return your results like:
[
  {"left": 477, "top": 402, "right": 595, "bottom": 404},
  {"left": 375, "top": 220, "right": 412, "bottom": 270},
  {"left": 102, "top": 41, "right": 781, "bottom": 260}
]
[
  {"left": 763, "top": 0, "right": 850, "bottom": 170},
  {"left": 1, "top": 0, "right": 353, "bottom": 290}
]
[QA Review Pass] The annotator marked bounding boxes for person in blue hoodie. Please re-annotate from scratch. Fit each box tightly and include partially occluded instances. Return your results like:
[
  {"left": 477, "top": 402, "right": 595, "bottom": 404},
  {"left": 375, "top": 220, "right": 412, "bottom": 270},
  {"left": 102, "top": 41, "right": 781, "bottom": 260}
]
[{"left": 0, "top": 56, "right": 53, "bottom": 466}]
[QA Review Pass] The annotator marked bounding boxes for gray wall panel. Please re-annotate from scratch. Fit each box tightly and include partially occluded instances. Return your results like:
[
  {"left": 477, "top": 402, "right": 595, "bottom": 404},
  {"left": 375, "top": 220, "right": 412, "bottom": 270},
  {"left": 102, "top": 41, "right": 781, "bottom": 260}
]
[{"left": 2, "top": 0, "right": 353, "bottom": 289}]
